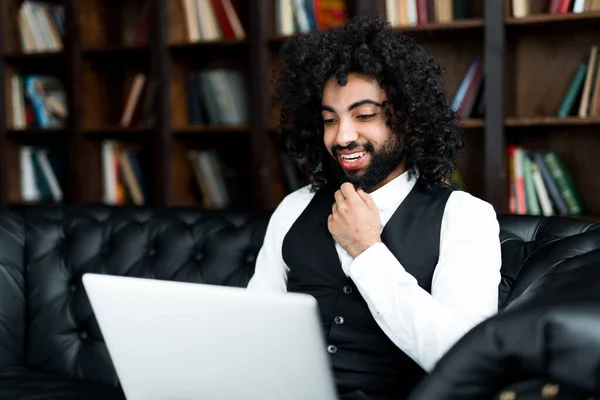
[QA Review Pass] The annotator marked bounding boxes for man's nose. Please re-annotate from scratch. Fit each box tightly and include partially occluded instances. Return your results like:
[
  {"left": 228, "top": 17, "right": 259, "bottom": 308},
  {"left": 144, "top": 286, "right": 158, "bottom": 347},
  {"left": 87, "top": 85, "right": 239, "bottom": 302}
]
[{"left": 334, "top": 120, "right": 359, "bottom": 147}]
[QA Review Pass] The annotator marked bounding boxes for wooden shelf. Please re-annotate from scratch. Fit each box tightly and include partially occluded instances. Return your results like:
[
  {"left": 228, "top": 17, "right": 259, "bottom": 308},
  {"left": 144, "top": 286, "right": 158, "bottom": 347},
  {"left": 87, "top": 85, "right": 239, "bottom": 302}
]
[
  {"left": 83, "top": 127, "right": 152, "bottom": 136},
  {"left": 5, "top": 128, "right": 66, "bottom": 136},
  {"left": 3, "top": 51, "right": 64, "bottom": 60},
  {"left": 269, "top": 19, "right": 484, "bottom": 43},
  {"left": 267, "top": 35, "right": 296, "bottom": 44},
  {"left": 169, "top": 39, "right": 247, "bottom": 50},
  {"left": 8, "top": 200, "right": 62, "bottom": 207},
  {"left": 3, "top": 51, "right": 64, "bottom": 73},
  {"left": 82, "top": 46, "right": 150, "bottom": 57},
  {"left": 396, "top": 19, "right": 485, "bottom": 33},
  {"left": 505, "top": 117, "right": 600, "bottom": 127},
  {"left": 506, "top": 11, "right": 600, "bottom": 27},
  {"left": 459, "top": 119, "right": 484, "bottom": 128},
  {"left": 172, "top": 125, "right": 250, "bottom": 135}
]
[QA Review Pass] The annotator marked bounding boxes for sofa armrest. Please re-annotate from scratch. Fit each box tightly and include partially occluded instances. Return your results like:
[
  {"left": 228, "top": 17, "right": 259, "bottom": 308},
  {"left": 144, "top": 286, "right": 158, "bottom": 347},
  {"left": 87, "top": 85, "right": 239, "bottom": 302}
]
[{"left": 407, "top": 249, "right": 600, "bottom": 400}]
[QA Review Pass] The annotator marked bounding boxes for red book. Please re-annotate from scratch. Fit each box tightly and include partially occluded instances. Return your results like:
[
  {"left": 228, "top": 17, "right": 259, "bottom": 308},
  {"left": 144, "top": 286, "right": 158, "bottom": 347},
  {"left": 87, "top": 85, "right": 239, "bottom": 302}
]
[
  {"left": 547, "top": 0, "right": 560, "bottom": 12},
  {"left": 557, "top": 0, "right": 572, "bottom": 13},
  {"left": 210, "top": 0, "right": 235, "bottom": 39},
  {"left": 416, "top": 0, "right": 428, "bottom": 24}
]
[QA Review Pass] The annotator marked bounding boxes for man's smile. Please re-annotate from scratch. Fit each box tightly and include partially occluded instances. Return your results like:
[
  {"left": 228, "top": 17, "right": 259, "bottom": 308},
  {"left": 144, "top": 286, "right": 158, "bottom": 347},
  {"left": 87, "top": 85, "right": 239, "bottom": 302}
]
[{"left": 338, "top": 151, "right": 369, "bottom": 171}]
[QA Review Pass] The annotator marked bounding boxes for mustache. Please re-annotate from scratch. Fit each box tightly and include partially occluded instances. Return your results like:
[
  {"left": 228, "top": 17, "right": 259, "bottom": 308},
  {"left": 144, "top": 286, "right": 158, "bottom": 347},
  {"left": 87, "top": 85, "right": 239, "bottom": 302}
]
[{"left": 331, "top": 141, "right": 374, "bottom": 156}]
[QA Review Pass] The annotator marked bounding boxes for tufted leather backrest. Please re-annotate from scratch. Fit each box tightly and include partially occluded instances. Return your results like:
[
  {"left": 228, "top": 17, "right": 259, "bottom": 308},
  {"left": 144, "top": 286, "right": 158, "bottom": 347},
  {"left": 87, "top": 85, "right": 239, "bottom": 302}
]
[
  {"left": 19, "top": 205, "right": 270, "bottom": 386},
  {"left": 497, "top": 214, "right": 600, "bottom": 308}
]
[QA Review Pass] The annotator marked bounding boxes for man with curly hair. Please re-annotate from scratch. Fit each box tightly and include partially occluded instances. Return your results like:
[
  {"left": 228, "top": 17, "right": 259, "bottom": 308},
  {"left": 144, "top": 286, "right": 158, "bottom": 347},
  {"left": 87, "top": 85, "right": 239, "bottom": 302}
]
[{"left": 248, "top": 13, "right": 501, "bottom": 400}]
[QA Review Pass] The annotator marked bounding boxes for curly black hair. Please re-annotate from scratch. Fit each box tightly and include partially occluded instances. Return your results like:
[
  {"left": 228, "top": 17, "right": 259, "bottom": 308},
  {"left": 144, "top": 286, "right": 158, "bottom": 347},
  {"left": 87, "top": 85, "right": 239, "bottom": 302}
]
[{"left": 273, "top": 13, "right": 464, "bottom": 192}]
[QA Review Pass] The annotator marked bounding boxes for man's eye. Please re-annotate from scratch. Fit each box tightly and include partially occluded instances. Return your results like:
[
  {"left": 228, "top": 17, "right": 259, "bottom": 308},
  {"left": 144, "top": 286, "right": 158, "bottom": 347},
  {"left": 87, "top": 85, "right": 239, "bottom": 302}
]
[
  {"left": 324, "top": 119, "right": 337, "bottom": 125},
  {"left": 357, "top": 114, "right": 376, "bottom": 120}
]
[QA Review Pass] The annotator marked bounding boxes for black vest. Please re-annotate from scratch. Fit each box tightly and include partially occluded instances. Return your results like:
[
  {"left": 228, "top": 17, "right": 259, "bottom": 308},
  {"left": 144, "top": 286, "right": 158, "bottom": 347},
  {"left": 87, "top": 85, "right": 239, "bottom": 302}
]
[{"left": 282, "top": 179, "right": 454, "bottom": 399}]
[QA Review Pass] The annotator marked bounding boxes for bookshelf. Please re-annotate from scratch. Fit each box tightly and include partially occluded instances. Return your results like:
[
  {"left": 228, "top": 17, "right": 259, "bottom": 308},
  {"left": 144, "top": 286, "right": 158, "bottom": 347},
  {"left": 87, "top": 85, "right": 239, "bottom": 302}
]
[
  {"left": 1, "top": 0, "right": 598, "bottom": 219},
  {"left": 370, "top": 0, "right": 487, "bottom": 201},
  {"left": 501, "top": 0, "right": 600, "bottom": 219}
]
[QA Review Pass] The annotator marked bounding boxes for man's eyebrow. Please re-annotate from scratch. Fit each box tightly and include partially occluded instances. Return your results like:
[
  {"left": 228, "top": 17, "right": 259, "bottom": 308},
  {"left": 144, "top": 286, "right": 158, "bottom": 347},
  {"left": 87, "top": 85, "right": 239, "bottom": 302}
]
[
  {"left": 321, "top": 99, "right": 384, "bottom": 113},
  {"left": 348, "top": 99, "right": 384, "bottom": 110}
]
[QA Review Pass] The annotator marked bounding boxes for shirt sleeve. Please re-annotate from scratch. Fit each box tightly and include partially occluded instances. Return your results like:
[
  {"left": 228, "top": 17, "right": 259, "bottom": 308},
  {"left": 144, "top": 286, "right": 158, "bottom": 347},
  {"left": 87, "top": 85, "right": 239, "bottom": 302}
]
[
  {"left": 245, "top": 211, "right": 289, "bottom": 292},
  {"left": 347, "top": 191, "right": 502, "bottom": 372},
  {"left": 246, "top": 186, "right": 315, "bottom": 292}
]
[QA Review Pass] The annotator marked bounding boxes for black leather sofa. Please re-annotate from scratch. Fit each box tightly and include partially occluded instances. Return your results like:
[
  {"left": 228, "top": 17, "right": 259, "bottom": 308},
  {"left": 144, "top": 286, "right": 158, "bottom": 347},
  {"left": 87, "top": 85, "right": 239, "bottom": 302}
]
[
  {"left": 407, "top": 214, "right": 600, "bottom": 400},
  {"left": 0, "top": 206, "right": 599, "bottom": 399}
]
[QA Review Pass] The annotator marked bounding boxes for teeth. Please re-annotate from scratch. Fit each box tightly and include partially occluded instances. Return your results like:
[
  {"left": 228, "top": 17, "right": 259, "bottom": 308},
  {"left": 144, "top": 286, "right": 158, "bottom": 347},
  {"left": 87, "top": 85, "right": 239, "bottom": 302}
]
[{"left": 341, "top": 152, "right": 365, "bottom": 162}]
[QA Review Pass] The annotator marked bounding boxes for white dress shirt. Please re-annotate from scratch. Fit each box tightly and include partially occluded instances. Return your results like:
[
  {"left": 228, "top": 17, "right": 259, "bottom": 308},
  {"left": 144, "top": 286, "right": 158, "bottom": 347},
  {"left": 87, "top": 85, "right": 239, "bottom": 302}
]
[{"left": 247, "top": 170, "right": 502, "bottom": 372}]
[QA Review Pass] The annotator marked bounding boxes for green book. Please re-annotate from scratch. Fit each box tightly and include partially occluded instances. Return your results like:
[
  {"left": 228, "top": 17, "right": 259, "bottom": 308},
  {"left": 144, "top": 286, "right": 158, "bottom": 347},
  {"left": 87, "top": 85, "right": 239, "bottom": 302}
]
[
  {"left": 522, "top": 152, "right": 541, "bottom": 215},
  {"left": 557, "top": 63, "right": 587, "bottom": 118},
  {"left": 543, "top": 151, "right": 583, "bottom": 215},
  {"left": 452, "top": 0, "right": 469, "bottom": 20},
  {"left": 30, "top": 150, "right": 53, "bottom": 200}
]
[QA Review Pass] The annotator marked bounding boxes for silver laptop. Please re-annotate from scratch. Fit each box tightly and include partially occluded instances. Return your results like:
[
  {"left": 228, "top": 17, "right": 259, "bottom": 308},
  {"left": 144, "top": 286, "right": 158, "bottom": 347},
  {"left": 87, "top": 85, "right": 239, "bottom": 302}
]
[{"left": 82, "top": 273, "right": 337, "bottom": 400}]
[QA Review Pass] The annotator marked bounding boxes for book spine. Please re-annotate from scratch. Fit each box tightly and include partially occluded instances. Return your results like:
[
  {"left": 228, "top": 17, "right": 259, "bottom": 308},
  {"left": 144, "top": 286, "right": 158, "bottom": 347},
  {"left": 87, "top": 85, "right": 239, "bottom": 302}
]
[{"left": 543, "top": 151, "right": 583, "bottom": 215}]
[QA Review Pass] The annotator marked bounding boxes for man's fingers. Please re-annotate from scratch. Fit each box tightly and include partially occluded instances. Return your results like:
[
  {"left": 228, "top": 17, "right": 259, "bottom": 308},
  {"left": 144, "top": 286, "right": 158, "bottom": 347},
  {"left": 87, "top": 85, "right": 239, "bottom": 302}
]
[
  {"left": 334, "top": 190, "right": 345, "bottom": 204},
  {"left": 357, "top": 188, "right": 376, "bottom": 209},
  {"left": 340, "top": 182, "right": 357, "bottom": 200}
]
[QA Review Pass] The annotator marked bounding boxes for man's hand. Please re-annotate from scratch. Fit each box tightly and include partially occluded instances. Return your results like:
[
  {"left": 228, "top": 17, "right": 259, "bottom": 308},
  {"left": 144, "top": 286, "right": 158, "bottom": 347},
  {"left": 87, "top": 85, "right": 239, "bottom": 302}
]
[{"left": 328, "top": 182, "right": 382, "bottom": 258}]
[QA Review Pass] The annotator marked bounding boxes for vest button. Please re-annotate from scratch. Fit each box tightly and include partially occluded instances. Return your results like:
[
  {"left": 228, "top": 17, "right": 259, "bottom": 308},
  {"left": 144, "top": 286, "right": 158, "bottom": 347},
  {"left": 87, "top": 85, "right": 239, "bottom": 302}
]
[
  {"left": 334, "top": 316, "right": 344, "bottom": 325},
  {"left": 342, "top": 285, "right": 352, "bottom": 294},
  {"left": 327, "top": 344, "right": 337, "bottom": 354}
]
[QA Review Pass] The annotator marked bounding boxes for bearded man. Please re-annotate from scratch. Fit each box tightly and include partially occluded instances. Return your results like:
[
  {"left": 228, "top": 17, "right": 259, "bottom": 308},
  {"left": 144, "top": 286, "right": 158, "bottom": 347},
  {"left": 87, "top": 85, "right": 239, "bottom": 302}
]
[{"left": 247, "top": 13, "right": 501, "bottom": 400}]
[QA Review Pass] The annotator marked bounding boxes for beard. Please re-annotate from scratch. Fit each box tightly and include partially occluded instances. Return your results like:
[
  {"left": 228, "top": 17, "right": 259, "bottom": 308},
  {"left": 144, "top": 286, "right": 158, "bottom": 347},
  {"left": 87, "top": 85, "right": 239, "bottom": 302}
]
[{"left": 330, "top": 135, "right": 404, "bottom": 191}]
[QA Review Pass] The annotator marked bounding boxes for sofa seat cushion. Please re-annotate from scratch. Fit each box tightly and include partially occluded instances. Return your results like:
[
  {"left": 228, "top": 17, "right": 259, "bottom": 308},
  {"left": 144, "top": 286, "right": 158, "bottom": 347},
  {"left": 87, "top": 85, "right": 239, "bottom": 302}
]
[{"left": 0, "top": 368, "right": 125, "bottom": 400}]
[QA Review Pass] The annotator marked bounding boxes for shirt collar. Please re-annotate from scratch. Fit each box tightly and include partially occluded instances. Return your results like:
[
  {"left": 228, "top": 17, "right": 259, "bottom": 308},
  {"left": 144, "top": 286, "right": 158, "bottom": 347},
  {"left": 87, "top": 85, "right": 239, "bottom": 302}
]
[{"left": 368, "top": 169, "right": 417, "bottom": 211}]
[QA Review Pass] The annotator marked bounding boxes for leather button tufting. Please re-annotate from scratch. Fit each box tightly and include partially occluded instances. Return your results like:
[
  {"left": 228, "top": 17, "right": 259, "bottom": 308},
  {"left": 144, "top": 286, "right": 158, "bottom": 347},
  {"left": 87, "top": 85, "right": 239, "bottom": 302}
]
[
  {"left": 245, "top": 253, "right": 256, "bottom": 263},
  {"left": 148, "top": 248, "right": 156, "bottom": 257},
  {"left": 342, "top": 285, "right": 352, "bottom": 294},
  {"left": 195, "top": 252, "right": 203, "bottom": 261},
  {"left": 327, "top": 344, "right": 337, "bottom": 354},
  {"left": 69, "top": 284, "right": 76, "bottom": 293},
  {"left": 79, "top": 331, "right": 88, "bottom": 340},
  {"left": 334, "top": 316, "right": 344, "bottom": 325}
]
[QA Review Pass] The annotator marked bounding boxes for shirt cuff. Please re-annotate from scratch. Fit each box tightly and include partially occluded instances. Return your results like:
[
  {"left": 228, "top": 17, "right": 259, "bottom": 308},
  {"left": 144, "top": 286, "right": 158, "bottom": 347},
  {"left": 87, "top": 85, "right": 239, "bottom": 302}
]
[{"left": 348, "top": 242, "right": 417, "bottom": 315}]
